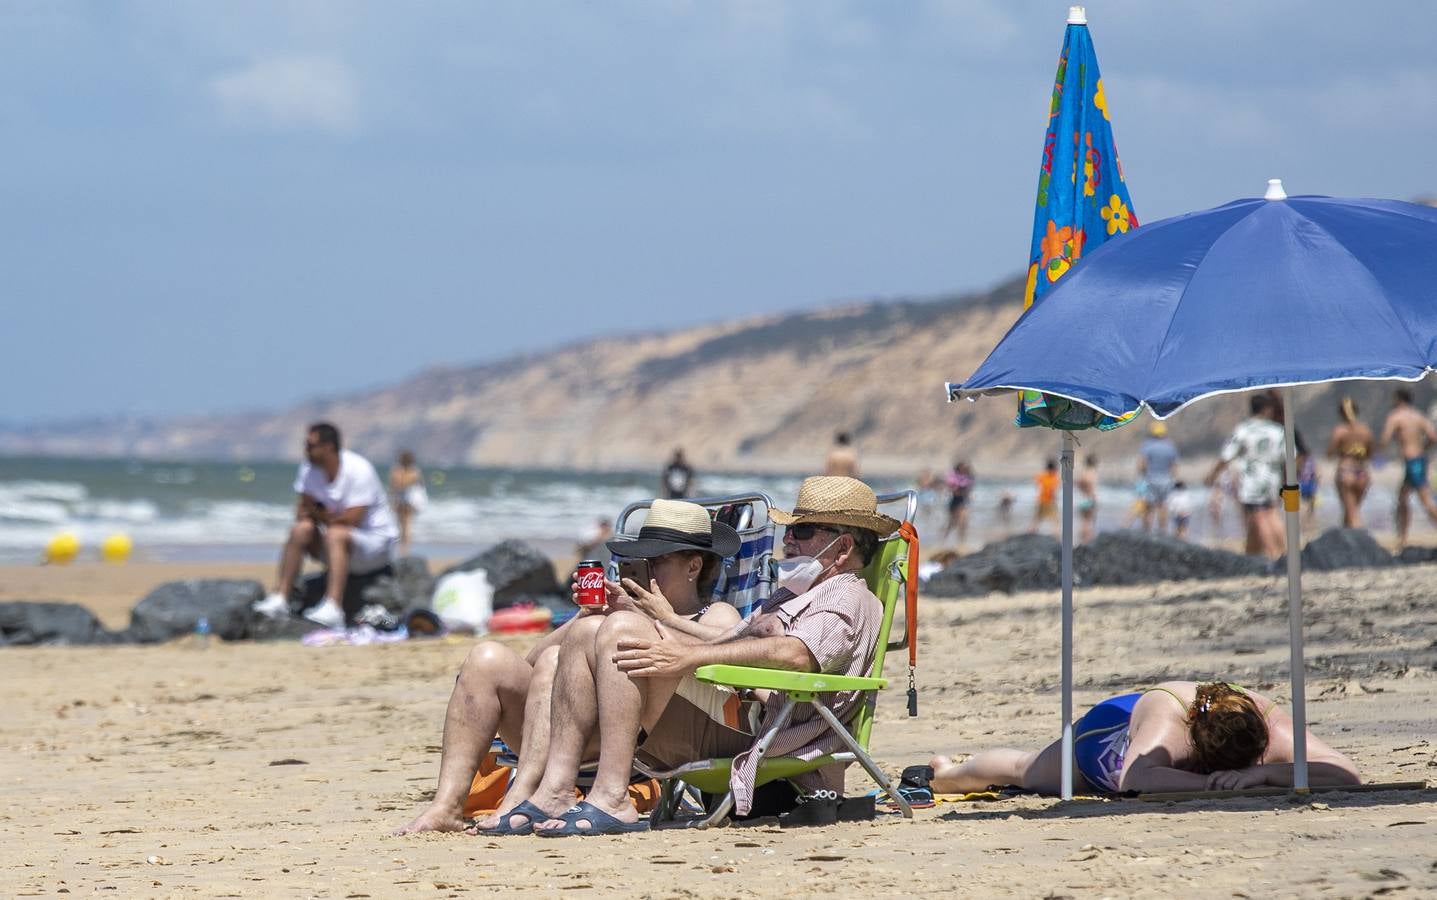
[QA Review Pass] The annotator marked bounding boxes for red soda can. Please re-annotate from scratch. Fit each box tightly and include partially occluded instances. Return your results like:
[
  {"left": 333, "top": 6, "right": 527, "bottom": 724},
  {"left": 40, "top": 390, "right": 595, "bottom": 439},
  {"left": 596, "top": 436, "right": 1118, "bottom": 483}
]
[{"left": 575, "top": 560, "right": 606, "bottom": 607}]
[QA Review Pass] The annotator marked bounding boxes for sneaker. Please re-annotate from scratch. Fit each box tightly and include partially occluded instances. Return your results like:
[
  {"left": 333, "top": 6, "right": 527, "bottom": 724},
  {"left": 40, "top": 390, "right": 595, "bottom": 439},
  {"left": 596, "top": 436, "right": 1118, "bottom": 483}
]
[
  {"left": 253, "top": 592, "right": 291, "bottom": 619},
  {"left": 302, "top": 601, "right": 347, "bottom": 630}
]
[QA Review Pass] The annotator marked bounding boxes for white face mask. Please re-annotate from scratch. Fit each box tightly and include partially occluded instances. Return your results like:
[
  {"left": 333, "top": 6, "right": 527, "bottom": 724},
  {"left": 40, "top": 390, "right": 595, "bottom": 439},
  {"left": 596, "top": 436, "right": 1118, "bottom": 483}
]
[{"left": 772, "top": 535, "right": 841, "bottom": 595}]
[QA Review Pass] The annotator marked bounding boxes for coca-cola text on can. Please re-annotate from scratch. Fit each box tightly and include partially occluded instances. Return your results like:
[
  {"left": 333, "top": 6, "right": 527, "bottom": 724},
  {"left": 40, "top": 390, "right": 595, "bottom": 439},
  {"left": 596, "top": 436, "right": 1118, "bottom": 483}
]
[{"left": 575, "top": 560, "right": 606, "bottom": 607}]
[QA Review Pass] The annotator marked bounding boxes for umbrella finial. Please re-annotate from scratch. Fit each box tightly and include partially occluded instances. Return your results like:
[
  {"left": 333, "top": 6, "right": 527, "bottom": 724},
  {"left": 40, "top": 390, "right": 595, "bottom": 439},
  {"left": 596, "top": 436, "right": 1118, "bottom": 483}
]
[
  {"left": 1067, "top": 5, "right": 1087, "bottom": 24},
  {"left": 1265, "top": 178, "right": 1288, "bottom": 201}
]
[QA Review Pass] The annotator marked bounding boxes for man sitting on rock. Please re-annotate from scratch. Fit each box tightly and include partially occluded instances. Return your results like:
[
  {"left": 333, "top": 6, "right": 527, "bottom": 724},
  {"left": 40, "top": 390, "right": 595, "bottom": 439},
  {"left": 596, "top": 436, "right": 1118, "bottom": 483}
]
[
  {"left": 253, "top": 422, "right": 399, "bottom": 629},
  {"left": 493, "top": 475, "right": 893, "bottom": 835}
]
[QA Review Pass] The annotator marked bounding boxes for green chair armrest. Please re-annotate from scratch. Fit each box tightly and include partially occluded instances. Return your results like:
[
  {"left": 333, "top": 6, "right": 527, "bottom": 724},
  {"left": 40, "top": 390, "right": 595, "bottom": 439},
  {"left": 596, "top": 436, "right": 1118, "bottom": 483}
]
[{"left": 694, "top": 664, "right": 887, "bottom": 693}]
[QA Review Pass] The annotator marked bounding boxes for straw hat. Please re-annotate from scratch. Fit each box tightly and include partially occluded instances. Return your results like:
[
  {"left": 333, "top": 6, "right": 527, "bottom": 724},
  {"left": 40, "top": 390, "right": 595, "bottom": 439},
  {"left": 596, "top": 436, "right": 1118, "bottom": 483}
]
[
  {"left": 1149, "top": 421, "right": 1168, "bottom": 437},
  {"left": 770, "top": 476, "right": 900, "bottom": 537},
  {"left": 606, "top": 499, "right": 740, "bottom": 559}
]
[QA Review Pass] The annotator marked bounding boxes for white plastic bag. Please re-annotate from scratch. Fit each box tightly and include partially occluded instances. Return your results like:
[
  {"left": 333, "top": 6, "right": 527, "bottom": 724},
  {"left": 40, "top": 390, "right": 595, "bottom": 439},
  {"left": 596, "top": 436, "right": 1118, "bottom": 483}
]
[
  {"left": 430, "top": 569, "right": 493, "bottom": 632},
  {"left": 403, "top": 482, "right": 429, "bottom": 513}
]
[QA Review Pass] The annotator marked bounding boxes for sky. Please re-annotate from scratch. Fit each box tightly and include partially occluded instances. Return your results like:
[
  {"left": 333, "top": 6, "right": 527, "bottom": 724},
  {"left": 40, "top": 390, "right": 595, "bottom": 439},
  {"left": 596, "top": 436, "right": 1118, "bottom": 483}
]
[{"left": 4, "top": 0, "right": 1435, "bottom": 422}]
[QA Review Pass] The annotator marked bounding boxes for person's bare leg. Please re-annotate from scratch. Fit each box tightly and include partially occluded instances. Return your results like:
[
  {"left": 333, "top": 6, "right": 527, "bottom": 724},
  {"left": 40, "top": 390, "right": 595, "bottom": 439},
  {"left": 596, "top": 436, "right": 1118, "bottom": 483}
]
[
  {"left": 272, "top": 519, "right": 319, "bottom": 596},
  {"left": 1417, "top": 487, "right": 1437, "bottom": 526},
  {"left": 562, "top": 611, "right": 682, "bottom": 827},
  {"left": 321, "top": 524, "right": 352, "bottom": 611},
  {"left": 471, "top": 643, "right": 568, "bottom": 831},
  {"left": 1397, "top": 487, "right": 1413, "bottom": 548},
  {"left": 1156, "top": 504, "right": 1168, "bottom": 535},
  {"left": 393, "top": 641, "right": 534, "bottom": 834},
  {"left": 931, "top": 737, "right": 1081, "bottom": 795},
  {"left": 523, "top": 617, "right": 610, "bottom": 825},
  {"left": 1242, "top": 508, "right": 1262, "bottom": 556},
  {"left": 397, "top": 507, "right": 412, "bottom": 557}
]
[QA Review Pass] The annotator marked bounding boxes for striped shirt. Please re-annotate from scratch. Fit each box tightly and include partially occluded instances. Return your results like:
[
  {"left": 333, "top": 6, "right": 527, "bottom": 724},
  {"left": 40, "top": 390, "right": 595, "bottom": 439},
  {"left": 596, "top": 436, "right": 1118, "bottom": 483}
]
[{"left": 729, "top": 571, "right": 882, "bottom": 815}]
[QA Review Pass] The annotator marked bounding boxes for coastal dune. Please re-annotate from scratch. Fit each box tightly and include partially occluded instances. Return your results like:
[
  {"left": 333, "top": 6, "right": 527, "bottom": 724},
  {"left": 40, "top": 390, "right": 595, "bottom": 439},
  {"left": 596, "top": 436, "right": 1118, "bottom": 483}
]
[{"left": 2, "top": 560, "right": 1435, "bottom": 897}]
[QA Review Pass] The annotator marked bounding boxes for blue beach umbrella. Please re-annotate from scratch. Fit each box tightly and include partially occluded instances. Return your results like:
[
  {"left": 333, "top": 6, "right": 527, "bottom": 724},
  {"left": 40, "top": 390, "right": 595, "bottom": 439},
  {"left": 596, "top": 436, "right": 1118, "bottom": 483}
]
[{"left": 951, "top": 180, "right": 1437, "bottom": 792}]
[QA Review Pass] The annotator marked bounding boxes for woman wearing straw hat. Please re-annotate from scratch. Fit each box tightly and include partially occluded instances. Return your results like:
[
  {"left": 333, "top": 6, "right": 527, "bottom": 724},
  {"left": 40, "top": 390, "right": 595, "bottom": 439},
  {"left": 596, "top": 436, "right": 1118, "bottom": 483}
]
[
  {"left": 394, "top": 499, "right": 741, "bottom": 835},
  {"left": 515, "top": 476, "right": 897, "bottom": 836}
]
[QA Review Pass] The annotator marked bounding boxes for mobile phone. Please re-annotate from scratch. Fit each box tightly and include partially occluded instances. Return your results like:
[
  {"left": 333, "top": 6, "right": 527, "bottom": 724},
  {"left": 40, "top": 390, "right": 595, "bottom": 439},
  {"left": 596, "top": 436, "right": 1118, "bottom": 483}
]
[{"left": 617, "top": 558, "right": 651, "bottom": 590}]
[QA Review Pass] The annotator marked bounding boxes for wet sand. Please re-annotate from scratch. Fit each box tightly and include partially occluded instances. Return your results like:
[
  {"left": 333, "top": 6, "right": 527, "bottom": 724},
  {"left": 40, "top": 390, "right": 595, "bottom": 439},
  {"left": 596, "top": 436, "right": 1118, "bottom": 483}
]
[{"left": 2, "top": 561, "right": 1435, "bottom": 897}]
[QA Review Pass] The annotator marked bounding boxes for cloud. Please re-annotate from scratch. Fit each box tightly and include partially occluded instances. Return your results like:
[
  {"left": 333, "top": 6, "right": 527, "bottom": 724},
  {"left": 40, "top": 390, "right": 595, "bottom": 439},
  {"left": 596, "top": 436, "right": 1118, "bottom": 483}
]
[{"left": 209, "top": 56, "right": 359, "bottom": 135}]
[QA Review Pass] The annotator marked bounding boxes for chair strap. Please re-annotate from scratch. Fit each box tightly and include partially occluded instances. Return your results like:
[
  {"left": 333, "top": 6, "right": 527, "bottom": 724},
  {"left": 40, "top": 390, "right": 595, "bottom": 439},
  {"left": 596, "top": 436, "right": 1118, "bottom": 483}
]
[
  {"left": 898, "top": 521, "right": 920, "bottom": 716},
  {"left": 898, "top": 521, "right": 919, "bottom": 669}
]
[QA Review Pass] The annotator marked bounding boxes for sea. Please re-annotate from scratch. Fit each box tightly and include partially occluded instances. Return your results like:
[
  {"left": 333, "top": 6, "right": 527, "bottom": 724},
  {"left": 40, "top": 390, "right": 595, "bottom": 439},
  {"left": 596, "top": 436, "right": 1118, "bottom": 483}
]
[
  {"left": 0, "top": 456, "right": 913, "bottom": 564},
  {"left": 0, "top": 454, "right": 1391, "bottom": 565}
]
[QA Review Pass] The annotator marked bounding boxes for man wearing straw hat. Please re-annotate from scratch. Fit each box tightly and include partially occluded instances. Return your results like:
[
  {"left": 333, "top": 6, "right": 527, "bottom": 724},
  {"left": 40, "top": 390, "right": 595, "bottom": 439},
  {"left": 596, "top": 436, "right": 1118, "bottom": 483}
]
[{"left": 510, "top": 476, "right": 896, "bottom": 835}]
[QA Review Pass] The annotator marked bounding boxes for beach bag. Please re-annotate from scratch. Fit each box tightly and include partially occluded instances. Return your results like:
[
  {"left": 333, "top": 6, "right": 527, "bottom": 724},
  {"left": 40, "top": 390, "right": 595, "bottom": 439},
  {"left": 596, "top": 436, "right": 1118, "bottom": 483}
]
[
  {"left": 463, "top": 751, "right": 513, "bottom": 818},
  {"left": 430, "top": 570, "right": 494, "bottom": 631}
]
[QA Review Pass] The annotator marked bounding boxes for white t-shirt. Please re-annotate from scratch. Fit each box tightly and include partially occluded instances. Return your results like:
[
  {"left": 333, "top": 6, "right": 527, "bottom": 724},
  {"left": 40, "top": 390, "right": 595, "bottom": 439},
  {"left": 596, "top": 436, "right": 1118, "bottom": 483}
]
[
  {"left": 1220, "top": 417, "right": 1286, "bottom": 505},
  {"left": 294, "top": 449, "right": 399, "bottom": 541},
  {"left": 1168, "top": 487, "right": 1195, "bottom": 519}
]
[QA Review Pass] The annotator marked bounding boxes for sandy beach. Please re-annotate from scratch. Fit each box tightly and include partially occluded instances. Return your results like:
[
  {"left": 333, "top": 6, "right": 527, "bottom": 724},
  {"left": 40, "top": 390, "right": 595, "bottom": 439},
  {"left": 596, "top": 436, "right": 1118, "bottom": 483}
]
[{"left": 3, "top": 559, "right": 1435, "bottom": 898}]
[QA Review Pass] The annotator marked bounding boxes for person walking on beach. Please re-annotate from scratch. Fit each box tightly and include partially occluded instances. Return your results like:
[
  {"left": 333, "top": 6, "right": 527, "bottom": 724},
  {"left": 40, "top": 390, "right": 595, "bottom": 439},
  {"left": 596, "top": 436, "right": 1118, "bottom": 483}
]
[
  {"left": 253, "top": 423, "right": 399, "bottom": 629},
  {"left": 388, "top": 450, "right": 426, "bottom": 557},
  {"left": 1138, "top": 421, "right": 1179, "bottom": 534},
  {"left": 1076, "top": 455, "right": 1099, "bottom": 543},
  {"left": 1380, "top": 388, "right": 1437, "bottom": 548},
  {"left": 1030, "top": 459, "right": 1059, "bottom": 534},
  {"left": 659, "top": 448, "right": 694, "bottom": 499},
  {"left": 1327, "top": 396, "right": 1374, "bottom": 529},
  {"left": 941, "top": 460, "right": 975, "bottom": 547},
  {"left": 1206, "top": 395, "right": 1285, "bottom": 559},
  {"left": 824, "top": 432, "right": 860, "bottom": 477}
]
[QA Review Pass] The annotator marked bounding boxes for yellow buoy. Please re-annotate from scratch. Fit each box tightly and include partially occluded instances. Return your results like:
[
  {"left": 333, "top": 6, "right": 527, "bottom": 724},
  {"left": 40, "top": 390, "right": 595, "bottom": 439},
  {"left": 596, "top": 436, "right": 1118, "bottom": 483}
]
[
  {"left": 238, "top": 466, "right": 256, "bottom": 483},
  {"left": 100, "top": 532, "right": 133, "bottom": 564},
  {"left": 45, "top": 531, "right": 81, "bottom": 565}
]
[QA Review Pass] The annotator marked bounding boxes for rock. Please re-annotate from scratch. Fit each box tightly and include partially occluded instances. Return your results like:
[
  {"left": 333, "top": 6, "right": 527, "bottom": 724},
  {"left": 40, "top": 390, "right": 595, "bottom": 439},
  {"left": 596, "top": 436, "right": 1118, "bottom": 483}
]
[
  {"left": 440, "top": 540, "right": 562, "bottom": 610},
  {"left": 291, "top": 564, "right": 396, "bottom": 622},
  {"left": 924, "top": 534, "right": 1062, "bottom": 597},
  {"left": 0, "top": 601, "right": 118, "bottom": 646},
  {"left": 1300, "top": 528, "right": 1393, "bottom": 571},
  {"left": 924, "top": 531, "right": 1270, "bottom": 598},
  {"left": 360, "top": 556, "right": 434, "bottom": 613},
  {"left": 1397, "top": 545, "right": 1437, "bottom": 565},
  {"left": 125, "top": 579, "right": 263, "bottom": 643},
  {"left": 1075, "top": 531, "right": 1270, "bottom": 586}
]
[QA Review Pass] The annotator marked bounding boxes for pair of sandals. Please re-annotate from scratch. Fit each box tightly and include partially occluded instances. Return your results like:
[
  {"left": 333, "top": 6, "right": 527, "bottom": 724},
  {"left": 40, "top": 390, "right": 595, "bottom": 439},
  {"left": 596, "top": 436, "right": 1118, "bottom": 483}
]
[{"left": 476, "top": 800, "right": 650, "bottom": 837}]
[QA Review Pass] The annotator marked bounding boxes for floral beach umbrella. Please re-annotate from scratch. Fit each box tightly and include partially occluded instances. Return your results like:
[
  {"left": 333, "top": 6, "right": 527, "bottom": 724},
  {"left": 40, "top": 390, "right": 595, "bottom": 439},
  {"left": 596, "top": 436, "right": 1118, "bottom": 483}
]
[{"left": 1018, "top": 5, "right": 1139, "bottom": 431}]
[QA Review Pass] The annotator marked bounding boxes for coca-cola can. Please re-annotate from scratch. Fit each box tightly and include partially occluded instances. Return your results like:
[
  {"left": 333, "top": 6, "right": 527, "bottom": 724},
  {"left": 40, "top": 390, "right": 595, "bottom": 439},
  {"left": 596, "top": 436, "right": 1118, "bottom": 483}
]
[{"left": 575, "top": 560, "right": 606, "bottom": 607}]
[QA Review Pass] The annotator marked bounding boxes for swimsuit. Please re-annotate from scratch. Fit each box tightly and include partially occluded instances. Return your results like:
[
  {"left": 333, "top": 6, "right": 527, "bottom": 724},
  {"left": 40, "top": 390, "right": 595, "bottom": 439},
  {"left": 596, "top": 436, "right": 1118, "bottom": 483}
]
[
  {"left": 1073, "top": 685, "right": 1267, "bottom": 792},
  {"left": 1073, "top": 692, "right": 1142, "bottom": 792},
  {"left": 1404, "top": 457, "right": 1428, "bottom": 490}
]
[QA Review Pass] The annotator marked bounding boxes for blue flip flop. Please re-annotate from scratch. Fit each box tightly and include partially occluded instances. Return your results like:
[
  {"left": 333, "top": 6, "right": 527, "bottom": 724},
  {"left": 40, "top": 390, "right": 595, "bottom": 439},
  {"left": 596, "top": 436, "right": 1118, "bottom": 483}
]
[
  {"left": 534, "top": 800, "right": 651, "bottom": 837},
  {"left": 475, "top": 799, "right": 548, "bottom": 836}
]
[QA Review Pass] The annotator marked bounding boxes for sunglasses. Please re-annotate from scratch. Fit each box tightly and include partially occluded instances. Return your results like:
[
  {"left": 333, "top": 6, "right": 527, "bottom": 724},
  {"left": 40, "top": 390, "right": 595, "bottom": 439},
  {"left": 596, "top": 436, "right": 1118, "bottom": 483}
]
[{"left": 786, "top": 523, "right": 839, "bottom": 542}]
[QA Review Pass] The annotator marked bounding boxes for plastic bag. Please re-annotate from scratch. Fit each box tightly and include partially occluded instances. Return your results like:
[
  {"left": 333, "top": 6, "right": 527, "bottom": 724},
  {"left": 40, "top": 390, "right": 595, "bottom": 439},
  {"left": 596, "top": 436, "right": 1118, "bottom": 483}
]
[{"left": 430, "top": 569, "right": 493, "bottom": 631}]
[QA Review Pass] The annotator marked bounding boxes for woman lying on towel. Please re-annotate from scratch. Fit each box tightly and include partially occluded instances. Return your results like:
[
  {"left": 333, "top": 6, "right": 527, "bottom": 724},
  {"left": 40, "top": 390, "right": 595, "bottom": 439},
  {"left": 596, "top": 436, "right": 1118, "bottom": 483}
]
[
  {"left": 930, "top": 681, "right": 1360, "bottom": 795},
  {"left": 393, "top": 499, "right": 740, "bottom": 834}
]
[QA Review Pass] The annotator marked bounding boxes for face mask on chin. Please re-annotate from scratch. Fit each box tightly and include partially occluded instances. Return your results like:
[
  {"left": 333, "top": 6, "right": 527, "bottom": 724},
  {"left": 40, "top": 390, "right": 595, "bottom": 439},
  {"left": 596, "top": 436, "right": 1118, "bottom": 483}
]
[{"left": 772, "top": 534, "right": 842, "bottom": 595}]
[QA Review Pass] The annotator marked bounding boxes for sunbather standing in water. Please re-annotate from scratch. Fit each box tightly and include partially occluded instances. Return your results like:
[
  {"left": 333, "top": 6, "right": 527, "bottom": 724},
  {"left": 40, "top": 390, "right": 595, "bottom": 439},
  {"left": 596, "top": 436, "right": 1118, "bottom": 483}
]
[
  {"left": 929, "top": 681, "right": 1359, "bottom": 795},
  {"left": 393, "top": 500, "right": 739, "bottom": 834}
]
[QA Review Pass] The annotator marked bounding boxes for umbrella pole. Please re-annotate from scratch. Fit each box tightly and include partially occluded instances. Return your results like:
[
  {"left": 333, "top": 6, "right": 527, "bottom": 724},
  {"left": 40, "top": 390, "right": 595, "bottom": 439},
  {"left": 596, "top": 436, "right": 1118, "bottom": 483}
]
[
  {"left": 1059, "top": 431, "right": 1076, "bottom": 800},
  {"left": 1280, "top": 386, "right": 1309, "bottom": 790}
]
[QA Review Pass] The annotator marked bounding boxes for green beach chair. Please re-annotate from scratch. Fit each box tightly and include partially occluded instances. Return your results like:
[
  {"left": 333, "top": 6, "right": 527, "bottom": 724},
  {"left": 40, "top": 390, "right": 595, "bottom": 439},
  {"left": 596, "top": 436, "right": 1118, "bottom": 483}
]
[{"left": 641, "top": 490, "right": 920, "bottom": 828}]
